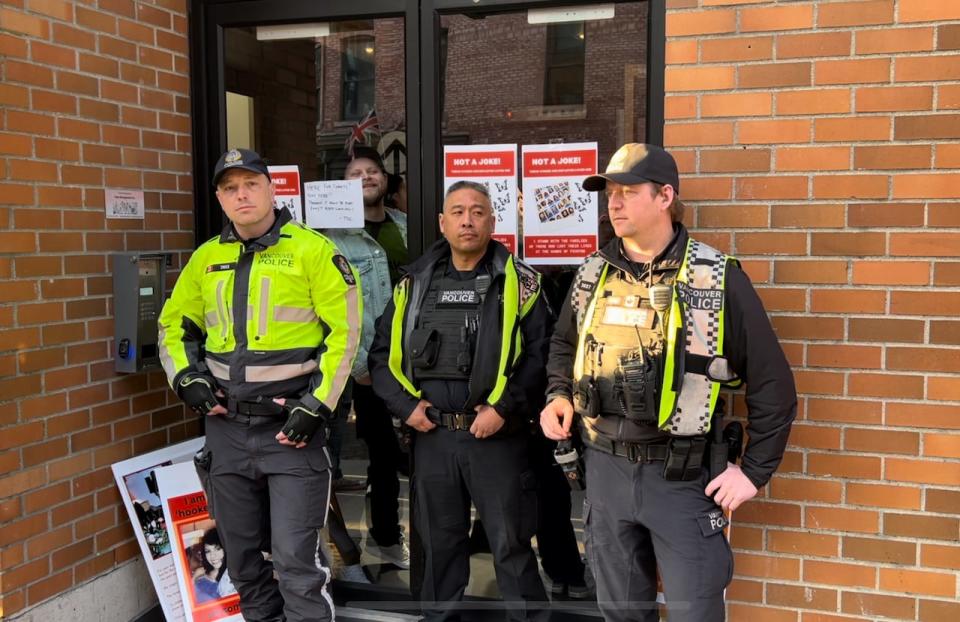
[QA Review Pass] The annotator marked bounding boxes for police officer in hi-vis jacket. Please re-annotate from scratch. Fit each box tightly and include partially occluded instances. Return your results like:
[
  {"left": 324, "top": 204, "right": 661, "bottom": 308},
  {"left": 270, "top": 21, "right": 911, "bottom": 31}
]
[{"left": 159, "top": 148, "right": 361, "bottom": 622}]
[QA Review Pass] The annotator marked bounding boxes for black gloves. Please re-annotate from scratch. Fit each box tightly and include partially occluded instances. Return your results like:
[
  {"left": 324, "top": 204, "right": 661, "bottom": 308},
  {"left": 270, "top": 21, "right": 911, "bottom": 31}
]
[
  {"left": 280, "top": 398, "right": 330, "bottom": 445},
  {"left": 176, "top": 372, "right": 222, "bottom": 415}
]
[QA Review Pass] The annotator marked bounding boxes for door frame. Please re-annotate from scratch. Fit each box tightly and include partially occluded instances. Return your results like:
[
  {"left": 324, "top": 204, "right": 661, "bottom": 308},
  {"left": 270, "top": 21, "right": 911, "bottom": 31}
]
[{"left": 188, "top": 0, "right": 665, "bottom": 252}]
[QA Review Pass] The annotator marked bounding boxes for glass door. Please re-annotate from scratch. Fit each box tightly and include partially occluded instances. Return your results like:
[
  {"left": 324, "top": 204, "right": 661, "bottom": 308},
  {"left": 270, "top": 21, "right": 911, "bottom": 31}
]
[
  {"left": 189, "top": 0, "right": 421, "bottom": 248},
  {"left": 188, "top": 0, "right": 663, "bottom": 598},
  {"left": 424, "top": 0, "right": 659, "bottom": 308}
]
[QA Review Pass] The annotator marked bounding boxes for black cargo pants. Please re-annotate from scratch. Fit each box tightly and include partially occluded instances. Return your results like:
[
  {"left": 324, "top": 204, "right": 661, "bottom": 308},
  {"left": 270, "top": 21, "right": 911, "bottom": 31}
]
[
  {"left": 413, "top": 429, "right": 547, "bottom": 622},
  {"left": 204, "top": 412, "right": 334, "bottom": 622},
  {"left": 583, "top": 447, "right": 733, "bottom": 622}
]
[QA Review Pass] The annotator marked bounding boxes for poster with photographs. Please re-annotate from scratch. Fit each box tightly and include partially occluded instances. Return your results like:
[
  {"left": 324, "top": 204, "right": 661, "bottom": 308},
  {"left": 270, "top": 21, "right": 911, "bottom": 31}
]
[
  {"left": 268, "top": 165, "right": 303, "bottom": 223},
  {"left": 521, "top": 142, "right": 599, "bottom": 265},
  {"left": 443, "top": 144, "right": 518, "bottom": 254},
  {"left": 156, "top": 461, "right": 243, "bottom": 622},
  {"left": 112, "top": 437, "right": 205, "bottom": 622}
]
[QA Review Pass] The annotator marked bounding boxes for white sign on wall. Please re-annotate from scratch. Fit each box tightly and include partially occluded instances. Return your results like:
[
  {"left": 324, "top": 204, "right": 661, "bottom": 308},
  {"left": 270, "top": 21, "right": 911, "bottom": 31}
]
[{"left": 106, "top": 188, "right": 145, "bottom": 219}]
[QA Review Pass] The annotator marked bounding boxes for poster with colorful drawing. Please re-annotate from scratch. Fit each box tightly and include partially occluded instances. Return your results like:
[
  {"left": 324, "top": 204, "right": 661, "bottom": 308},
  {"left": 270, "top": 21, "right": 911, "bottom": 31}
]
[
  {"left": 443, "top": 144, "right": 518, "bottom": 254},
  {"left": 155, "top": 461, "right": 243, "bottom": 622},
  {"left": 521, "top": 142, "right": 598, "bottom": 265},
  {"left": 112, "top": 437, "right": 205, "bottom": 622}
]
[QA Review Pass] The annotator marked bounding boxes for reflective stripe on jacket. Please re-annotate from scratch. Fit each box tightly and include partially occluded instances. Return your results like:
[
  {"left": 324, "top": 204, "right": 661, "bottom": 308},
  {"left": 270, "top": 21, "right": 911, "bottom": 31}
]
[{"left": 158, "top": 209, "right": 362, "bottom": 411}]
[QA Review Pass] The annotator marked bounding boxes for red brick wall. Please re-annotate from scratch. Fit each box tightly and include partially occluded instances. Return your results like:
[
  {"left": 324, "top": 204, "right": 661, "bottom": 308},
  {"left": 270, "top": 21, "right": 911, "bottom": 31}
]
[
  {"left": 0, "top": 0, "right": 196, "bottom": 616},
  {"left": 665, "top": 1, "right": 960, "bottom": 619},
  {"left": 3, "top": 0, "right": 959, "bottom": 618}
]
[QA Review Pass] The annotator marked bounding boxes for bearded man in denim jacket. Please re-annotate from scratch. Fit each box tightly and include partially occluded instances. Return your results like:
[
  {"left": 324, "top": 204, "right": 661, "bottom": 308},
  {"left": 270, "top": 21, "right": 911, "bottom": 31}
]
[{"left": 323, "top": 146, "right": 410, "bottom": 568}]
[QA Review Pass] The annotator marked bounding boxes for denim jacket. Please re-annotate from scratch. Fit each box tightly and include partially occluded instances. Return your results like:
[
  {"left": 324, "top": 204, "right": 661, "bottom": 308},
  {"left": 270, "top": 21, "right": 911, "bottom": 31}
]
[{"left": 323, "top": 208, "right": 407, "bottom": 379}]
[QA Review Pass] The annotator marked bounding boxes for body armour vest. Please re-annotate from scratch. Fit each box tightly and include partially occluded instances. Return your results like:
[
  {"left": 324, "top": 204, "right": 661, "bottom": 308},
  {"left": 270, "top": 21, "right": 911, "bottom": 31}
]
[
  {"left": 573, "top": 237, "right": 739, "bottom": 440},
  {"left": 412, "top": 266, "right": 487, "bottom": 381},
  {"left": 582, "top": 269, "right": 671, "bottom": 442}
]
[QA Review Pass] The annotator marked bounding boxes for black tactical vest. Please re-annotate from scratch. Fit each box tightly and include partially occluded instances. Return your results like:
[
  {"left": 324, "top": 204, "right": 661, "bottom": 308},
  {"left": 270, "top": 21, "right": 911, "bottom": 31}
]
[{"left": 413, "top": 265, "right": 488, "bottom": 381}]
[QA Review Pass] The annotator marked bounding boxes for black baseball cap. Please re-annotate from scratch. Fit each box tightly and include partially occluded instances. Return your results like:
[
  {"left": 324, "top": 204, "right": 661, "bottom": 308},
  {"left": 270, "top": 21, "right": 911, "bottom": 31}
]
[
  {"left": 583, "top": 143, "right": 680, "bottom": 195},
  {"left": 212, "top": 148, "right": 271, "bottom": 187},
  {"left": 347, "top": 145, "right": 386, "bottom": 173}
]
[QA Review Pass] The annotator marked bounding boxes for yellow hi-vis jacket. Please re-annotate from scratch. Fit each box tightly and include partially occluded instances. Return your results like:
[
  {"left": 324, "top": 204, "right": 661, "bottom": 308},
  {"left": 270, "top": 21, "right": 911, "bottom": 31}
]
[{"left": 158, "top": 209, "right": 362, "bottom": 413}]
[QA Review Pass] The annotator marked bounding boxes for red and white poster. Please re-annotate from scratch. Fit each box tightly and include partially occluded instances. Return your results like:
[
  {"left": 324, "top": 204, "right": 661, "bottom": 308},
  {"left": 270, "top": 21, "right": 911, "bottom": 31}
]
[
  {"left": 156, "top": 462, "right": 242, "bottom": 622},
  {"left": 521, "top": 142, "right": 598, "bottom": 265},
  {"left": 112, "top": 437, "right": 206, "bottom": 622},
  {"left": 268, "top": 165, "right": 302, "bottom": 223},
  {"left": 443, "top": 144, "right": 518, "bottom": 254}
]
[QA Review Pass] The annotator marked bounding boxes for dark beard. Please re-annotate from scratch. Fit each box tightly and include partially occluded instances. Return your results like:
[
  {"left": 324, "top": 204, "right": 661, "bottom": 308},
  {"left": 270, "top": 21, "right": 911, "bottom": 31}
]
[{"left": 363, "top": 189, "right": 385, "bottom": 207}]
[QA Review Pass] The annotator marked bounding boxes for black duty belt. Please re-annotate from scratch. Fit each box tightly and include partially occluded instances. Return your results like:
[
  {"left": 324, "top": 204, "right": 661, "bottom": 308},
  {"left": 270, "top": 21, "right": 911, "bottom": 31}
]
[
  {"left": 231, "top": 399, "right": 284, "bottom": 417},
  {"left": 426, "top": 407, "right": 477, "bottom": 431},
  {"left": 586, "top": 437, "right": 670, "bottom": 464}
]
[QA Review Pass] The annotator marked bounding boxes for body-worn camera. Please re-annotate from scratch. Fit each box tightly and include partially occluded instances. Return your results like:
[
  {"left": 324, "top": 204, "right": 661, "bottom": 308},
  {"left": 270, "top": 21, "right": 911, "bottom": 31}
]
[{"left": 554, "top": 439, "right": 586, "bottom": 490}]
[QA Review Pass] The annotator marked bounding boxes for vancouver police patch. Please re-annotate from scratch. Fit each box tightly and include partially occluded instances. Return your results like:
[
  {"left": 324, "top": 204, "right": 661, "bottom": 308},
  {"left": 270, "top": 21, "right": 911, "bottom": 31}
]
[
  {"left": 676, "top": 281, "right": 723, "bottom": 311},
  {"left": 697, "top": 509, "right": 728, "bottom": 537},
  {"left": 332, "top": 254, "right": 356, "bottom": 285},
  {"left": 438, "top": 289, "right": 478, "bottom": 305}
]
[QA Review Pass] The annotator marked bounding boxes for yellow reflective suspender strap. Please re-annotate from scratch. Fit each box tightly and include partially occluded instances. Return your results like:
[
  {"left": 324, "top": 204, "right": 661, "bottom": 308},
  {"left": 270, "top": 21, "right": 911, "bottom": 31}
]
[
  {"left": 487, "top": 257, "right": 520, "bottom": 405},
  {"left": 573, "top": 261, "right": 609, "bottom": 380},
  {"left": 658, "top": 238, "right": 692, "bottom": 428},
  {"left": 387, "top": 279, "right": 421, "bottom": 398}
]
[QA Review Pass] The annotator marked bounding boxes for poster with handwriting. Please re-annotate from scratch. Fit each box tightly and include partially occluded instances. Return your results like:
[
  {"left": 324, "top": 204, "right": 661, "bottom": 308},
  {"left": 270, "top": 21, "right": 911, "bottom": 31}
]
[
  {"left": 112, "top": 437, "right": 205, "bottom": 622},
  {"left": 156, "top": 462, "right": 242, "bottom": 622},
  {"left": 443, "top": 144, "right": 518, "bottom": 254},
  {"left": 304, "top": 179, "right": 364, "bottom": 229},
  {"left": 521, "top": 142, "right": 598, "bottom": 265}
]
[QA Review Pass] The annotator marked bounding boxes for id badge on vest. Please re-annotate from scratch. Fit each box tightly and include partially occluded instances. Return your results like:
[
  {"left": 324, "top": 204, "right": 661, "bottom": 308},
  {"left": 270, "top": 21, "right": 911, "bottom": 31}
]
[{"left": 601, "top": 294, "right": 656, "bottom": 329}]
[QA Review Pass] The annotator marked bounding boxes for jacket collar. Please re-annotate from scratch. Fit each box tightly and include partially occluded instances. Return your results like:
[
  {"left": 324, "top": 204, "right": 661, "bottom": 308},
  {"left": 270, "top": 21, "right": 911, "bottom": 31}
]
[
  {"left": 219, "top": 208, "right": 290, "bottom": 249},
  {"left": 405, "top": 238, "right": 510, "bottom": 279},
  {"left": 598, "top": 223, "right": 687, "bottom": 275}
]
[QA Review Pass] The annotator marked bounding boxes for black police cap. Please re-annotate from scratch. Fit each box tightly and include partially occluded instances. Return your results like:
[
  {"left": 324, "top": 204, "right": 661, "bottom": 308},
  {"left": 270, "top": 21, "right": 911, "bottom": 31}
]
[{"left": 212, "top": 148, "right": 271, "bottom": 187}]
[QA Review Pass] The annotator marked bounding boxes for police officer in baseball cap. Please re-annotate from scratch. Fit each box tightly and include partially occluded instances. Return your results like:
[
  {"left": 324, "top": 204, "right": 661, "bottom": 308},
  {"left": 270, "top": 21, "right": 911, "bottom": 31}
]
[{"left": 541, "top": 143, "right": 797, "bottom": 622}]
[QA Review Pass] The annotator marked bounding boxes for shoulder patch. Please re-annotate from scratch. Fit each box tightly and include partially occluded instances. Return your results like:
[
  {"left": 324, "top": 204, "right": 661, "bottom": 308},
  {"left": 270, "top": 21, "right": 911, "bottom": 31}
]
[
  {"left": 332, "top": 254, "right": 356, "bottom": 285},
  {"left": 514, "top": 261, "right": 540, "bottom": 292}
]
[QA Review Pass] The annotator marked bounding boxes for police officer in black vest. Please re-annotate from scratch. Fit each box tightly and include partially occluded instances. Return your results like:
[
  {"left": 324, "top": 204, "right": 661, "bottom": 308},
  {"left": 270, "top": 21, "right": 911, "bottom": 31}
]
[
  {"left": 541, "top": 144, "right": 797, "bottom": 622},
  {"left": 369, "top": 181, "right": 550, "bottom": 621}
]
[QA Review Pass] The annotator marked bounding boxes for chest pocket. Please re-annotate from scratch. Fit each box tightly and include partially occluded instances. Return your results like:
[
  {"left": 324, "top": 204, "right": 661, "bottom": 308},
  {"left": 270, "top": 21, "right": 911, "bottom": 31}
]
[
  {"left": 353, "top": 259, "right": 375, "bottom": 295},
  {"left": 251, "top": 256, "right": 310, "bottom": 348}
]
